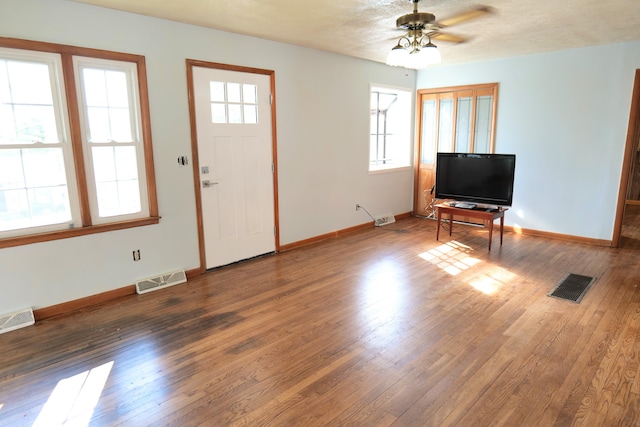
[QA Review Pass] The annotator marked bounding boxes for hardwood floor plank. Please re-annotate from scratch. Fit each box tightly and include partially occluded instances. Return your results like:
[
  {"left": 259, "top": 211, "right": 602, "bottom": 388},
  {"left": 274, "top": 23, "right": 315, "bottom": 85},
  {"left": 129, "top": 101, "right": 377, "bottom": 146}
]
[{"left": 2, "top": 217, "right": 640, "bottom": 426}]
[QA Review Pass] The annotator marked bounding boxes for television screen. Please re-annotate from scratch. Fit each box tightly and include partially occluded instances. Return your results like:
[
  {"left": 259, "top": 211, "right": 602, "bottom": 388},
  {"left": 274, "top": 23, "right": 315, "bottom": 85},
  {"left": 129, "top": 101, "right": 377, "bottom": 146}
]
[{"left": 435, "top": 153, "right": 516, "bottom": 207}]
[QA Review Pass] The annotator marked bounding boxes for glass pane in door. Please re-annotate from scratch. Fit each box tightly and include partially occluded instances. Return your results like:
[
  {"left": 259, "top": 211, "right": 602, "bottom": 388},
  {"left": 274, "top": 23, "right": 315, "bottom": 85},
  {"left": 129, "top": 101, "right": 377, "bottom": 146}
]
[
  {"left": 455, "top": 97, "right": 472, "bottom": 152},
  {"left": 421, "top": 99, "right": 436, "bottom": 164},
  {"left": 474, "top": 95, "right": 493, "bottom": 153},
  {"left": 437, "top": 98, "right": 453, "bottom": 153}
]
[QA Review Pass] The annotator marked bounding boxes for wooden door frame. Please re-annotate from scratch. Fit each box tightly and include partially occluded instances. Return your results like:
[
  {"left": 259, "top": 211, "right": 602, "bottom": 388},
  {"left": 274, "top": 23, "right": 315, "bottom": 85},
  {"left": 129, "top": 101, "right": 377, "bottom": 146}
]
[
  {"left": 413, "top": 83, "right": 499, "bottom": 216},
  {"left": 612, "top": 69, "right": 640, "bottom": 247},
  {"left": 186, "top": 59, "right": 280, "bottom": 272}
]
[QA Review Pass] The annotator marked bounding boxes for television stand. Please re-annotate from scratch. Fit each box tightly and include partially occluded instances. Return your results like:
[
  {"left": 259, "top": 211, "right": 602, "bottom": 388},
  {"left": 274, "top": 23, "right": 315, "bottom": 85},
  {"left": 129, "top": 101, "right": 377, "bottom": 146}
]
[{"left": 435, "top": 203, "right": 507, "bottom": 250}]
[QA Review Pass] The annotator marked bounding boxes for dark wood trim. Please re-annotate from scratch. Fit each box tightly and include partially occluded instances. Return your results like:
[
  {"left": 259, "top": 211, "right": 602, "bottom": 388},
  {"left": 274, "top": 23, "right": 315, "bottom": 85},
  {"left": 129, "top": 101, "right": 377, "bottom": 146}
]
[
  {"left": 505, "top": 225, "right": 611, "bottom": 247},
  {"left": 185, "top": 59, "right": 274, "bottom": 76},
  {"left": 413, "top": 83, "right": 499, "bottom": 217},
  {"left": 0, "top": 36, "right": 146, "bottom": 61},
  {"left": 185, "top": 60, "right": 207, "bottom": 274},
  {"left": 0, "top": 217, "right": 160, "bottom": 249},
  {"left": 279, "top": 212, "right": 413, "bottom": 252},
  {"left": 33, "top": 285, "right": 136, "bottom": 321},
  {"left": 137, "top": 56, "right": 159, "bottom": 219},
  {"left": 60, "top": 52, "right": 92, "bottom": 226},
  {"left": 185, "top": 59, "right": 280, "bottom": 272},
  {"left": 33, "top": 268, "right": 201, "bottom": 321},
  {"left": 612, "top": 69, "right": 640, "bottom": 247},
  {"left": 269, "top": 70, "right": 281, "bottom": 251}
]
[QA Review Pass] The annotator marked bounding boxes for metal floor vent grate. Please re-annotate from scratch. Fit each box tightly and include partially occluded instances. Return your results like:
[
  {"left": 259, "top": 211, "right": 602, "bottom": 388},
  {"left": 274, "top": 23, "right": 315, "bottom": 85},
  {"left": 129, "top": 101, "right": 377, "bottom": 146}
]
[
  {"left": 0, "top": 308, "right": 35, "bottom": 334},
  {"left": 136, "top": 270, "right": 187, "bottom": 294},
  {"left": 548, "top": 273, "right": 596, "bottom": 303}
]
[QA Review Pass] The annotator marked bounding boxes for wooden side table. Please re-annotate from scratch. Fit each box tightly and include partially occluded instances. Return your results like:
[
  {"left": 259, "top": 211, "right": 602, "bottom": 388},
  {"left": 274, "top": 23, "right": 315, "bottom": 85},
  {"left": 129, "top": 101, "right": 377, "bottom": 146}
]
[{"left": 436, "top": 203, "right": 507, "bottom": 250}]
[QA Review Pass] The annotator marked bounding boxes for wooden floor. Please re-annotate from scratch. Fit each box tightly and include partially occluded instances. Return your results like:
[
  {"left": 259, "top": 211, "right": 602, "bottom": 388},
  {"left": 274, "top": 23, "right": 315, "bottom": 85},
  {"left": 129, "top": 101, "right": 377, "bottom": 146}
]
[{"left": 2, "top": 213, "right": 640, "bottom": 426}]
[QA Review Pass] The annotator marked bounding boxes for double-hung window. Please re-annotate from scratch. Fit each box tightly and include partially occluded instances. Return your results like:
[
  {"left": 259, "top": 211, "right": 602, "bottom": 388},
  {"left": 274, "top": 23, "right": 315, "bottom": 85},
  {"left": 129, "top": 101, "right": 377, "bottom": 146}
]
[
  {"left": 369, "top": 85, "right": 412, "bottom": 172},
  {"left": 0, "top": 38, "right": 158, "bottom": 248}
]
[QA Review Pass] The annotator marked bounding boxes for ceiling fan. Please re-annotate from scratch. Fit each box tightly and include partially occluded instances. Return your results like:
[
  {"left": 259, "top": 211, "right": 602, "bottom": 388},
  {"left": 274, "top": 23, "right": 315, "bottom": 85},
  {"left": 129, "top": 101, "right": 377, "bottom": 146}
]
[{"left": 387, "top": 0, "right": 493, "bottom": 68}]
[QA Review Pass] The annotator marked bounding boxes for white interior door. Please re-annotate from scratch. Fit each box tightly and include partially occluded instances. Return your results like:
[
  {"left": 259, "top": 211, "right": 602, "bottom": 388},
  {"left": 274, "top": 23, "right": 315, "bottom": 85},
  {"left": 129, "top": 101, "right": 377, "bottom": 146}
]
[{"left": 193, "top": 66, "right": 275, "bottom": 269}]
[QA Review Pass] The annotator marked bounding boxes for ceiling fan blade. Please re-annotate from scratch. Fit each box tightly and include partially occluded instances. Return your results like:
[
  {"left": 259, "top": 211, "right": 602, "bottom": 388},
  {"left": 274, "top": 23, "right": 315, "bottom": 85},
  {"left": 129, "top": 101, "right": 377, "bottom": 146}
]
[
  {"left": 437, "top": 5, "right": 494, "bottom": 28},
  {"left": 430, "top": 32, "right": 468, "bottom": 44}
]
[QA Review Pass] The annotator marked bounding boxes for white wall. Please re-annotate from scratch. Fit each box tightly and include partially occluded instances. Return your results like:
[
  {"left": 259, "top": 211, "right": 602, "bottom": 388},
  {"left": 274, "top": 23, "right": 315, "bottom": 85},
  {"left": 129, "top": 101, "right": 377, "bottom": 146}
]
[
  {"left": 417, "top": 42, "right": 640, "bottom": 240},
  {"left": 0, "top": 0, "right": 416, "bottom": 313}
]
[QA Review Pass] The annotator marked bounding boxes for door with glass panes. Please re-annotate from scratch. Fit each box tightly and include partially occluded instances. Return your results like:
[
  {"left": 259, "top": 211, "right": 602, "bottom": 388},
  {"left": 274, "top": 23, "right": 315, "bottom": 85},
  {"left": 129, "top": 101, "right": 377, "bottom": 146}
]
[{"left": 414, "top": 84, "right": 498, "bottom": 222}]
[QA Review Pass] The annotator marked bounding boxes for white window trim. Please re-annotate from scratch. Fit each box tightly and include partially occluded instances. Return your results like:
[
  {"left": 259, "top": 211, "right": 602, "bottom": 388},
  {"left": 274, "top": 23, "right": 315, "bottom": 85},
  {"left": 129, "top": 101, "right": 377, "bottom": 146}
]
[{"left": 368, "top": 83, "right": 414, "bottom": 173}]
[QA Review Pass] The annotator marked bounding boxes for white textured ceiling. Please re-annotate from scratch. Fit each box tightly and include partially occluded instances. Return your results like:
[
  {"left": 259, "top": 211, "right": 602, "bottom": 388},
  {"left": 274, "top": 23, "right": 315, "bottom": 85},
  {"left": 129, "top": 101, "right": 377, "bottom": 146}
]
[{"left": 71, "top": 0, "right": 640, "bottom": 66}]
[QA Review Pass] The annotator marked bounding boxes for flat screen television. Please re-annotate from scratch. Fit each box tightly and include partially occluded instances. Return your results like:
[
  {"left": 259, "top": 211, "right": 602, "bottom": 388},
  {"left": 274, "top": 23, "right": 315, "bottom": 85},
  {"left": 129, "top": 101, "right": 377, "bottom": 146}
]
[{"left": 435, "top": 153, "right": 516, "bottom": 207}]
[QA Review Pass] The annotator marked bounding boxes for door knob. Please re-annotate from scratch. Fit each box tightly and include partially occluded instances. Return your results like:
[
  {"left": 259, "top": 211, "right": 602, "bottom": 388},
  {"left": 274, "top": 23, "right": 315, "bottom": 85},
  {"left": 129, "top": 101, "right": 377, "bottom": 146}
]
[{"left": 202, "top": 180, "right": 218, "bottom": 188}]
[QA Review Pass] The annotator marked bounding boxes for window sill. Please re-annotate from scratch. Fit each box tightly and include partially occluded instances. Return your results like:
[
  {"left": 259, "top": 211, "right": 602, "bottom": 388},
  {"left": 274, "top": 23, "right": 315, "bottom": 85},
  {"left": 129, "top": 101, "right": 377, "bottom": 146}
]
[
  {"left": 0, "top": 216, "right": 161, "bottom": 249},
  {"left": 368, "top": 165, "right": 412, "bottom": 175}
]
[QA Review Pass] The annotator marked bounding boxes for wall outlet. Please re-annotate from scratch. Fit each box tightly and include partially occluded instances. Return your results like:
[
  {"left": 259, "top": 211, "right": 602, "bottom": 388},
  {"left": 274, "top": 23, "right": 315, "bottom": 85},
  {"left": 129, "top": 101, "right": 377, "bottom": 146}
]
[
  {"left": 133, "top": 249, "right": 141, "bottom": 261},
  {"left": 374, "top": 214, "right": 396, "bottom": 226}
]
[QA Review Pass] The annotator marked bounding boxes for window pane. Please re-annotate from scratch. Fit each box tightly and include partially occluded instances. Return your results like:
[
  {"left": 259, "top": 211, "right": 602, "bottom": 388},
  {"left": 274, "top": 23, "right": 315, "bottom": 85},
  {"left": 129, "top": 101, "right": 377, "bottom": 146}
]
[
  {"left": 211, "top": 103, "right": 226, "bottom": 123},
  {"left": 0, "top": 189, "right": 29, "bottom": 231},
  {"left": 82, "top": 68, "right": 108, "bottom": 106},
  {"left": 0, "top": 149, "right": 25, "bottom": 190},
  {"left": 210, "top": 81, "right": 225, "bottom": 102},
  {"left": 92, "top": 146, "right": 116, "bottom": 182},
  {"left": 228, "top": 104, "right": 242, "bottom": 124},
  {"left": 95, "top": 181, "right": 118, "bottom": 216},
  {"left": 92, "top": 146, "right": 141, "bottom": 217},
  {"left": 13, "top": 104, "right": 58, "bottom": 143},
  {"left": 455, "top": 97, "right": 472, "bottom": 152},
  {"left": 227, "top": 83, "right": 241, "bottom": 103},
  {"left": 369, "top": 86, "right": 411, "bottom": 171},
  {"left": 117, "top": 179, "right": 141, "bottom": 213},
  {"left": 421, "top": 100, "right": 436, "bottom": 164},
  {"left": 82, "top": 68, "right": 132, "bottom": 142},
  {"left": 243, "top": 105, "right": 257, "bottom": 124},
  {"left": 438, "top": 98, "right": 453, "bottom": 153},
  {"left": 114, "top": 146, "right": 138, "bottom": 181},
  {"left": 474, "top": 95, "right": 493, "bottom": 153},
  {"left": 242, "top": 84, "right": 256, "bottom": 104},
  {"left": 0, "top": 105, "right": 17, "bottom": 144},
  {"left": 95, "top": 180, "right": 141, "bottom": 218},
  {"left": 105, "top": 70, "right": 128, "bottom": 108},
  {"left": 6, "top": 60, "right": 53, "bottom": 105},
  {"left": 86, "top": 107, "right": 111, "bottom": 142},
  {"left": 23, "top": 147, "right": 67, "bottom": 187},
  {"left": 110, "top": 108, "right": 133, "bottom": 142},
  {"left": 0, "top": 61, "right": 11, "bottom": 104},
  {"left": 0, "top": 148, "right": 72, "bottom": 231},
  {"left": 27, "top": 186, "right": 72, "bottom": 226},
  {"left": 0, "top": 59, "right": 59, "bottom": 144}
]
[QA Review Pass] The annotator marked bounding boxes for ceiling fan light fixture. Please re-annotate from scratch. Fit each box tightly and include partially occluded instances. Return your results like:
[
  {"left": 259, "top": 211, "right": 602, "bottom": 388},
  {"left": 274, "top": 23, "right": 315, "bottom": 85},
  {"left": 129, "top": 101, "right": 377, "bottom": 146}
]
[
  {"left": 386, "top": 43, "right": 409, "bottom": 66},
  {"left": 386, "top": 0, "right": 489, "bottom": 69},
  {"left": 423, "top": 40, "right": 442, "bottom": 64},
  {"left": 387, "top": 37, "right": 440, "bottom": 69}
]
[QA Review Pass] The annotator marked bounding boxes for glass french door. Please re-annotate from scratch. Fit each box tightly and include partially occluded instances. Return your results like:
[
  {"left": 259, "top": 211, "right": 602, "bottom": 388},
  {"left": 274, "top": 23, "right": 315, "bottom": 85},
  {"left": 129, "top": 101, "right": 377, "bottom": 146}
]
[{"left": 414, "top": 83, "right": 498, "bottom": 217}]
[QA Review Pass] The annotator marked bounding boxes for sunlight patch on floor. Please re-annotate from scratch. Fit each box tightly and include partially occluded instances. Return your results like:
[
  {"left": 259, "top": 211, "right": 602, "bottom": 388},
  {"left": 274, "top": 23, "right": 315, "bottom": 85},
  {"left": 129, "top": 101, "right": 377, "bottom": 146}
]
[
  {"left": 419, "top": 241, "right": 480, "bottom": 276},
  {"left": 467, "top": 266, "right": 518, "bottom": 295},
  {"left": 419, "top": 241, "right": 518, "bottom": 295},
  {"left": 362, "top": 259, "right": 405, "bottom": 321},
  {"left": 33, "top": 361, "right": 113, "bottom": 427}
]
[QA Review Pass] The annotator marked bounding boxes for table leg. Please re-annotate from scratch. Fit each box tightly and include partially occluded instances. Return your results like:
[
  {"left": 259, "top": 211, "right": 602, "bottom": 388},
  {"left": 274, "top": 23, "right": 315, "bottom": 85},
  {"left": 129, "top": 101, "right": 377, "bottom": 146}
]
[
  {"left": 500, "top": 215, "right": 504, "bottom": 246},
  {"left": 449, "top": 213, "right": 453, "bottom": 236},
  {"left": 436, "top": 209, "right": 441, "bottom": 241},
  {"left": 488, "top": 220, "right": 493, "bottom": 251}
]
